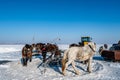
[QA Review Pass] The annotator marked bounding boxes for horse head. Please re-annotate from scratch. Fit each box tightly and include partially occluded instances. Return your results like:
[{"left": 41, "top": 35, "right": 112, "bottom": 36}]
[
  {"left": 22, "top": 44, "right": 33, "bottom": 66},
  {"left": 104, "top": 44, "right": 108, "bottom": 49},
  {"left": 24, "top": 44, "right": 32, "bottom": 55}
]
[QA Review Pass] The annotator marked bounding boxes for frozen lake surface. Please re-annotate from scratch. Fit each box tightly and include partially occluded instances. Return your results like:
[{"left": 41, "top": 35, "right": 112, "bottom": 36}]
[{"left": 0, "top": 44, "right": 120, "bottom": 80}]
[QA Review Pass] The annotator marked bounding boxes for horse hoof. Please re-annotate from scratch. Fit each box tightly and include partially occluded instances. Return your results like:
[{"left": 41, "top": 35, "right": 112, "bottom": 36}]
[
  {"left": 23, "top": 64, "right": 27, "bottom": 67},
  {"left": 88, "top": 69, "right": 92, "bottom": 73},
  {"left": 63, "top": 73, "right": 66, "bottom": 76},
  {"left": 30, "top": 60, "right": 32, "bottom": 62},
  {"left": 87, "top": 67, "right": 92, "bottom": 73},
  {"left": 88, "top": 71, "right": 92, "bottom": 73},
  {"left": 76, "top": 71, "right": 80, "bottom": 75},
  {"left": 62, "top": 72, "right": 66, "bottom": 76}
]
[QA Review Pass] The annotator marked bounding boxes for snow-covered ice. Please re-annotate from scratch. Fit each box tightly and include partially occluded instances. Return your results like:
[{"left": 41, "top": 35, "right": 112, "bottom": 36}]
[
  {"left": 0, "top": 44, "right": 120, "bottom": 80},
  {"left": 0, "top": 45, "right": 24, "bottom": 53}
]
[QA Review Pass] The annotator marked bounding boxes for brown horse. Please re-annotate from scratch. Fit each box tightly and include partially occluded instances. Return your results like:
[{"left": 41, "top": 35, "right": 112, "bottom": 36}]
[
  {"left": 45, "top": 43, "right": 61, "bottom": 61},
  {"left": 69, "top": 43, "right": 79, "bottom": 48},
  {"left": 22, "top": 44, "right": 33, "bottom": 66},
  {"left": 69, "top": 42, "right": 84, "bottom": 48},
  {"left": 35, "top": 43, "right": 46, "bottom": 53},
  {"left": 35, "top": 43, "right": 61, "bottom": 63}
]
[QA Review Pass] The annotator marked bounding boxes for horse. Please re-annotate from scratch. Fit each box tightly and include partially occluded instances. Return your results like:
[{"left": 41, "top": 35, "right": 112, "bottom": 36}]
[
  {"left": 69, "top": 43, "right": 88, "bottom": 64},
  {"left": 62, "top": 42, "right": 96, "bottom": 75},
  {"left": 98, "top": 44, "right": 108, "bottom": 55},
  {"left": 45, "top": 43, "right": 61, "bottom": 63},
  {"left": 35, "top": 43, "right": 61, "bottom": 63},
  {"left": 104, "top": 44, "right": 108, "bottom": 49},
  {"left": 35, "top": 43, "right": 46, "bottom": 53},
  {"left": 22, "top": 44, "right": 33, "bottom": 66},
  {"left": 69, "top": 43, "right": 80, "bottom": 48},
  {"left": 69, "top": 42, "right": 84, "bottom": 48}
]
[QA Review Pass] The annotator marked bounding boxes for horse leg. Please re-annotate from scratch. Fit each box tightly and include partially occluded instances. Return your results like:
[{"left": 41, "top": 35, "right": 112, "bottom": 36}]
[
  {"left": 87, "top": 58, "right": 92, "bottom": 73},
  {"left": 25, "top": 58, "right": 28, "bottom": 66},
  {"left": 22, "top": 58, "right": 26, "bottom": 66},
  {"left": 24, "top": 58, "right": 28, "bottom": 66},
  {"left": 29, "top": 57, "right": 32, "bottom": 62},
  {"left": 30, "top": 54, "right": 32, "bottom": 62},
  {"left": 72, "top": 61, "right": 80, "bottom": 75},
  {"left": 42, "top": 52, "right": 46, "bottom": 63},
  {"left": 22, "top": 57, "right": 27, "bottom": 66},
  {"left": 62, "top": 60, "right": 72, "bottom": 75},
  {"left": 49, "top": 53, "right": 54, "bottom": 59}
]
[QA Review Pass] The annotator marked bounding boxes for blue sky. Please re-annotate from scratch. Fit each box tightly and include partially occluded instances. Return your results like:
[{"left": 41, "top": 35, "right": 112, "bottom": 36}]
[{"left": 0, "top": 0, "right": 120, "bottom": 44}]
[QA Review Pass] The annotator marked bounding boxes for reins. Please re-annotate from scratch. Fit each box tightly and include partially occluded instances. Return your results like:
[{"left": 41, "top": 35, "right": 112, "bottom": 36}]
[{"left": 88, "top": 45, "right": 96, "bottom": 52}]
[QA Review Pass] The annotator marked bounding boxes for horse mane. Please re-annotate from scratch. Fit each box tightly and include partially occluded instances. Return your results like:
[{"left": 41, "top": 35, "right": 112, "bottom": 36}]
[
  {"left": 69, "top": 42, "right": 84, "bottom": 48},
  {"left": 46, "top": 43, "right": 59, "bottom": 51},
  {"left": 36, "top": 43, "right": 46, "bottom": 45},
  {"left": 69, "top": 43, "right": 79, "bottom": 48},
  {"left": 25, "top": 44, "right": 31, "bottom": 49}
]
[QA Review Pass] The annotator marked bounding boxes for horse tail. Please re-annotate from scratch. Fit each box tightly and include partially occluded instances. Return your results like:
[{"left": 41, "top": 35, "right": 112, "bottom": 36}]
[{"left": 62, "top": 49, "right": 69, "bottom": 72}]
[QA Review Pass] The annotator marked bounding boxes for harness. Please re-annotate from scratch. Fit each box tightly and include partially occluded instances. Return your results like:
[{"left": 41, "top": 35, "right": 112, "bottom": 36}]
[
  {"left": 42, "top": 47, "right": 46, "bottom": 51},
  {"left": 88, "top": 45, "right": 96, "bottom": 52}
]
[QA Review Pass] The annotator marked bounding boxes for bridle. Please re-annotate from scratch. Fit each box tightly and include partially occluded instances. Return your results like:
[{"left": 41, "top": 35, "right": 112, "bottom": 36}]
[{"left": 88, "top": 45, "right": 96, "bottom": 52}]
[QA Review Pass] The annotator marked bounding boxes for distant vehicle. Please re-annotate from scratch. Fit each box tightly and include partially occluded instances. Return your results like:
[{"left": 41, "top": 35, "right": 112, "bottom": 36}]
[
  {"left": 69, "top": 36, "right": 92, "bottom": 48},
  {"left": 81, "top": 36, "right": 92, "bottom": 46},
  {"left": 109, "top": 45, "right": 120, "bottom": 51}
]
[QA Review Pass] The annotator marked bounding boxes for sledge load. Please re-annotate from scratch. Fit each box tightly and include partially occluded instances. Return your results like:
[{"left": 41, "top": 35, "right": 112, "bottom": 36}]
[{"left": 99, "top": 41, "right": 120, "bottom": 61}]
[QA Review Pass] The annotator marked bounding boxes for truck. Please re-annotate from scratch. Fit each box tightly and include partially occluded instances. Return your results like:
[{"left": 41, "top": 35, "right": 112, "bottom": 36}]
[{"left": 81, "top": 36, "right": 92, "bottom": 46}]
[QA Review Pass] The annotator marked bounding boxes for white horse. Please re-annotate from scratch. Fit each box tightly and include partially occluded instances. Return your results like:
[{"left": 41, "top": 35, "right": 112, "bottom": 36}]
[{"left": 62, "top": 42, "right": 96, "bottom": 75}]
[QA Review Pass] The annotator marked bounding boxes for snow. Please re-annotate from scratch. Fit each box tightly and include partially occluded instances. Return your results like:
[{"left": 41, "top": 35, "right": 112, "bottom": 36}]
[
  {"left": 0, "top": 45, "right": 24, "bottom": 53},
  {"left": 0, "top": 64, "right": 10, "bottom": 68},
  {"left": 58, "top": 44, "right": 69, "bottom": 51},
  {"left": 0, "top": 44, "right": 120, "bottom": 80}
]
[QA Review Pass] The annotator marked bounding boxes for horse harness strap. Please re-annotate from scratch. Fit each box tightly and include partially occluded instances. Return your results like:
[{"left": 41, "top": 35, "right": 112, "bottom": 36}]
[
  {"left": 42, "top": 47, "right": 46, "bottom": 51},
  {"left": 88, "top": 45, "right": 95, "bottom": 52}
]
